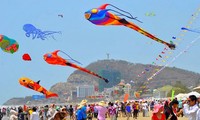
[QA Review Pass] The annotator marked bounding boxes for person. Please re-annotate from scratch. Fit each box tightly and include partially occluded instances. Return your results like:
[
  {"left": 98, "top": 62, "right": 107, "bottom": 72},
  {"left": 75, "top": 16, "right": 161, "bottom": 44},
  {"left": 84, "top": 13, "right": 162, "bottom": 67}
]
[
  {"left": 108, "top": 102, "right": 117, "bottom": 120},
  {"left": 94, "top": 104, "right": 98, "bottom": 118},
  {"left": 80, "top": 99, "right": 88, "bottom": 120},
  {"left": 178, "top": 100, "right": 183, "bottom": 117},
  {"left": 95, "top": 101, "right": 108, "bottom": 120},
  {"left": 47, "top": 104, "right": 56, "bottom": 120},
  {"left": 68, "top": 105, "right": 74, "bottom": 120},
  {"left": 196, "top": 97, "right": 200, "bottom": 120},
  {"left": 87, "top": 104, "right": 93, "bottom": 120},
  {"left": 142, "top": 101, "right": 149, "bottom": 117},
  {"left": 125, "top": 103, "right": 131, "bottom": 120},
  {"left": 18, "top": 107, "right": 25, "bottom": 120},
  {"left": 151, "top": 104, "right": 166, "bottom": 120},
  {"left": 76, "top": 104, "right": 83, "bottom": 120},
  {"left": 9, "top": 109, "right": 18, "bottom": 120},
  {"left": 183, "top": 95, "right": 199, "bottom": 120},
  {"left": 165, "top": 99, "right": 182, "bottom": 120},
  {"left": 30, "top": 107, "right": 40, "bottom": 120},
  {"left": 133, "top": 101, "right": 139, "bottom": 119}
]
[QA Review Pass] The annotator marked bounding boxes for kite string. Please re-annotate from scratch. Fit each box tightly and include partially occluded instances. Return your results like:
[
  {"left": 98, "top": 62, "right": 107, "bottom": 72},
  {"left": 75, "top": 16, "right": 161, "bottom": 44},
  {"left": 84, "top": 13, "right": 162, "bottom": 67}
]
[
  {"left": 147, "top": 5, "right": 200, "bottom": 80},
  {"left": 134, "top": 5, "right": 200, "bottom": 93},
  {"left": 148, "top": 35, "right": 200, "bottom": 80},
  {"left": 106, "top": 4, "right": 142, "bottom": 23},
  {"left": 59, "top": 50, "right": 82, "bottom": 65}
]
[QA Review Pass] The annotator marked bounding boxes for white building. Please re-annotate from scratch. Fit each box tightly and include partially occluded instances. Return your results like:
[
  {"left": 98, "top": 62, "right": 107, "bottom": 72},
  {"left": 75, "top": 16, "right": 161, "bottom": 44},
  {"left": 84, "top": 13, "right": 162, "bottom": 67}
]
[{"left": 77, "top": 85, "right": 95, "bottom": 98}]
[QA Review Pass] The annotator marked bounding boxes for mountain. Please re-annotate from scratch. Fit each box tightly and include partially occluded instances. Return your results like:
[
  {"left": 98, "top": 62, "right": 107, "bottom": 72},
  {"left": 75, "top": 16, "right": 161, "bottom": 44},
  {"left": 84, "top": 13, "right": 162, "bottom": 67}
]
[{"left": 3, "top": 59, "right": 200, "bottom": 105}]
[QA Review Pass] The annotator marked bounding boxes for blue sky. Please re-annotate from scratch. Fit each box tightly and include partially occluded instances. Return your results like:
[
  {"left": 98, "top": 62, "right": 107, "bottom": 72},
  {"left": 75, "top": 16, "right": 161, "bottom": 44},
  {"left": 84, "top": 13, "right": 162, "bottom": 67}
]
[{"left": 0, "top": 0, "right": 200, "bottom": 105}]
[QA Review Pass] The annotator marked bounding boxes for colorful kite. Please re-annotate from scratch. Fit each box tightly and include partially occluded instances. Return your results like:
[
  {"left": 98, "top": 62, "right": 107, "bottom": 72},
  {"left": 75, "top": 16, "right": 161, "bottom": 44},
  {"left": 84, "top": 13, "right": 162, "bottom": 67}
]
[
  {"left": 22, "top": 53, "right": 31, "bottom": 61},
  {"left": 43, "top": 50, "right": 109, "bottom": 83},
  {"left": 19, "top": 77, "right": 58, "bottom": 98},
  {"left": 0, "top": 35, "right": 19, "bottom": 54},
  {"left": 23, "top": 24, "right": 61, "bottom": 40},
  {"left": 85, "top": 4, "right": 175, "bottom": 49}
]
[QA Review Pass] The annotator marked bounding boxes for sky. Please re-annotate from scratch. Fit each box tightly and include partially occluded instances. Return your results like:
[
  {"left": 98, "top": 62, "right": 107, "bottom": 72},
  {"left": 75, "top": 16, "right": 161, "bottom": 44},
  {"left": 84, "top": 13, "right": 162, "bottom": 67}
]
[{"left": 0, "top": 0, "right": 200, "bottom": 105}]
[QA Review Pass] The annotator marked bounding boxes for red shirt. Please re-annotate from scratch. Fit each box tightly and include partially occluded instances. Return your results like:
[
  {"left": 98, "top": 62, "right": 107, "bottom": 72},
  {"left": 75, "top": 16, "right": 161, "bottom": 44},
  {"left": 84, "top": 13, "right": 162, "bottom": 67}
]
[{"left": 152, "top": 113, "right": 166, "bottom": 120}]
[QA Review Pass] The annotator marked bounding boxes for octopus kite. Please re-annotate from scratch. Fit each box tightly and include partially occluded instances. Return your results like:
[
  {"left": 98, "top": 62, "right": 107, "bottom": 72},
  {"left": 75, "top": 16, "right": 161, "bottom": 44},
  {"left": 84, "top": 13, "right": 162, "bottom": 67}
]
[
  {"left": 0, "top": 35, "right": 19, "bottom": 54},
  {"left": 85, "top": 4, "right": 175, "bottom": 49},
  {"left": 23, "top": 24, "right": 61, "bottom": 40},
  {"left": 19, "top": 77, "right": 58, "bottom": 98},
  {"left": 43, "top": 50, "right": 109, "bottom": 83}
]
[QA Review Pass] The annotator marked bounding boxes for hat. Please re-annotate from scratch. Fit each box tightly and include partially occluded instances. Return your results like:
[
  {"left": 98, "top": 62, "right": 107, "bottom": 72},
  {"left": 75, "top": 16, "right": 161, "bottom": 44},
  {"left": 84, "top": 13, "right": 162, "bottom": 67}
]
[
  {"left": 115, "top": 100, "right": 119, "bottom": 103},
  {"left": 98, "top": 101, "right": 106, "bottom": 106},
  {"left": 77, "top": 104, "right": 84, "bottom": 109},
  {"left": 80, "top": 99, "right": 87, "bottom": 105},
  {"left": 56, "top": 106, "right": 60, "bottom": 110},
  {"left": 153, "top": 104, "right": 164, "bottom": 113},
  {"left": 50, "top": 104, "right": 55, "bottom": 107},
  {"left": 10, "top": 109, "right": 17, "bottom": 115}
]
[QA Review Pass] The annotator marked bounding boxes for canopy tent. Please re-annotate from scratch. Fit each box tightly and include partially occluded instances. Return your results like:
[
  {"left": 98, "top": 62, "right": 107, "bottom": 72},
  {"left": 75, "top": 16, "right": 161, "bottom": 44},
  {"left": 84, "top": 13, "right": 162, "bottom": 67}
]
[
  {"left": 187, "top": 91, "right": 200, "bottom": 98},
  {"left": 175, "top": 93, "right": 187, "bottom": 100},
  {"left": 193, "top": 86, "right": 200, "bottom": 91}
]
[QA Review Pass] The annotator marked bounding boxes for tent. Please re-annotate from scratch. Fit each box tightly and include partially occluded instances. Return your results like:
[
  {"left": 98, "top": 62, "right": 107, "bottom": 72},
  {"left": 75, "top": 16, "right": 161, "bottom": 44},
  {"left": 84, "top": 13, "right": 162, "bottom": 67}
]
[
  {"left": 187, "top": 91, "right": 200, "bottom": 98},
  {"left": 193, "top": 86, "right": 200, "bottom": 91},
  {"left": 175, "top": 93, "right": 187, "bottom": 100}
]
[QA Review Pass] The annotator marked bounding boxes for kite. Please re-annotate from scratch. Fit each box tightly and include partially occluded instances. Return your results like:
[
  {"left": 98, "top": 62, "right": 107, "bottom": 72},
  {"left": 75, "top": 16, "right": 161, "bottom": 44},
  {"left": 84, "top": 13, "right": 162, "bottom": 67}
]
[
  {"left": 123, "top": 93, "right": 129, "bottom": 102},
  {"left": 134, "top": 92, "right": 140, "bottom": 98},
  {"left": 0, "top": 35, "right": 19, "bottom": 54},
  {"left": 32, "top": 95, "right": 45, "bottom": 100},
  {"left": 23, "top": 24, "right": 61, "bottom": 40},
  {"left": 181, "top": 27, "right": 200, "bottom": 34},
  {"left": 145, "top": 12, "right": 156, "bottom": 16},
  {"left": 58, "top": 14, "right": 64, "bottom": 18},
  {"left": 148, "top": 35, "right": 200, "bottom": 80},
  {"left": 19, "top": 77, "right": 58, "bottom": 98},
  {"left": 22, "top": 53, "right": 31, "bottom": 61},
  {"left": 85, "top": 4, "right": 175, "bottom": 49},
  {"left": 43, "top": 50, "right": 109, "bottom": 83}
]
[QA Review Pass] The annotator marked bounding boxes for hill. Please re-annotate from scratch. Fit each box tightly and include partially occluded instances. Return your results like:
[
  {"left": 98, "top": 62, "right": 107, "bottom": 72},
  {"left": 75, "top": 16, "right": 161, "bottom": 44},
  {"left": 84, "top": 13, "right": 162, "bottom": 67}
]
[{"left": 3, "top": 59, "right": 200, "bottom": 105}]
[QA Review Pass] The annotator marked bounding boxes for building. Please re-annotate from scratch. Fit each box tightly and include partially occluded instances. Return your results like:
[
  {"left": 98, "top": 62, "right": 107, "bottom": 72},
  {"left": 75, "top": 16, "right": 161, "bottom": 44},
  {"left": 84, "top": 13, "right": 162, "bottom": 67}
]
[
  {"left": 99, "top": 70, "right": 121, "bottom": 92},
  {"left": 77, "top": 85, "right": 95, "bottom": 98}
]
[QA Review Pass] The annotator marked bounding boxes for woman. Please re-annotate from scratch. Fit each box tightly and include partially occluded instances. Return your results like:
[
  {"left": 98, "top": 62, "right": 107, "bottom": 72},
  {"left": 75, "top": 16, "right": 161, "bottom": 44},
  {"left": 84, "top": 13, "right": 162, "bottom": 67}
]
[
  {"left": 165, "top": 99, "right": 183, "bottom": 120},
  {"left": 95, "top": 101, "right": 108, "bottom": 120},
  {"left": 152, "top": 104, "right": 166, "bottom": 120}
]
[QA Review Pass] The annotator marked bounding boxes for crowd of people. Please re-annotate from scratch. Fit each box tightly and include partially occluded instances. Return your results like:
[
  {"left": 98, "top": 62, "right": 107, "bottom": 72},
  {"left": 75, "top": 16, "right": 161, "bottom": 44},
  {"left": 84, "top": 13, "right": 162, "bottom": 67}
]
[{"left": 1, "top": 95, "right": 200, "bottom": 120}]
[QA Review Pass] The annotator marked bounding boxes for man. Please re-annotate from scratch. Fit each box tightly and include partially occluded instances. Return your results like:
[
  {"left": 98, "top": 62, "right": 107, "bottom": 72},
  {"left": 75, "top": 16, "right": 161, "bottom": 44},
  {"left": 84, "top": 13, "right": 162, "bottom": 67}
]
[
  {"left": 183, "top": 95, "right": 199, "bottom": 120},
  {"left": 80, "top": 99, "right": 88, "bottom": 120},
  {"left": 30, "top": 107, "right": 40, "bottom": 120}
]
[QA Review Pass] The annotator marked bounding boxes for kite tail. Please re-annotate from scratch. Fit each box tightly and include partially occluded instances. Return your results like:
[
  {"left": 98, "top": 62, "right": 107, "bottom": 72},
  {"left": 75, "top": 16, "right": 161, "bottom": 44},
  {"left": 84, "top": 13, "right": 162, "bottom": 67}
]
[
  {"left": 118, "top": 18, "right": 176, "bottom": 49},
  {"left": 66, "top": 62, "right": 109, "bottom": 83},
  {"left": 45, "top": 91, "right": 58, "bottom": 98}
]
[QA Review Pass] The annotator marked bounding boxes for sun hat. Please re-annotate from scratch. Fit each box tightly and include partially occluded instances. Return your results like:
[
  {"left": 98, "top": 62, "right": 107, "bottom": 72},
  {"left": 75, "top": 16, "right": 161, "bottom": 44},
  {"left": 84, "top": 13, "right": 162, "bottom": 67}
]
[
  {"left": 98, "top": 101, "right": 106, "bottom": 106},
  {"left": 77, "top": 104, "right": 84, "bottom": 109},
  {"left": 80, "top": 99, "right": 88, "bottom": 105},
  {"left": 152, "top": 104, "right": 163, "bottom": 113}
]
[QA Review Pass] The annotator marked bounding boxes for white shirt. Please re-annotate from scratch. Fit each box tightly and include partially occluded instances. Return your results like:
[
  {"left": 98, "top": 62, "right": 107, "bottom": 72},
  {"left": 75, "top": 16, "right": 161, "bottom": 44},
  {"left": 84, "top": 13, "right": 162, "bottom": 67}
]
[
  {"left": 30, "top": 111, "right": 40, "bottom": 120},
  {"left": 183, "top": 104, "right": 199, "bottom": 120},
  {"left": 196, "top": 109, "right": 200, "bottom": 120}
]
